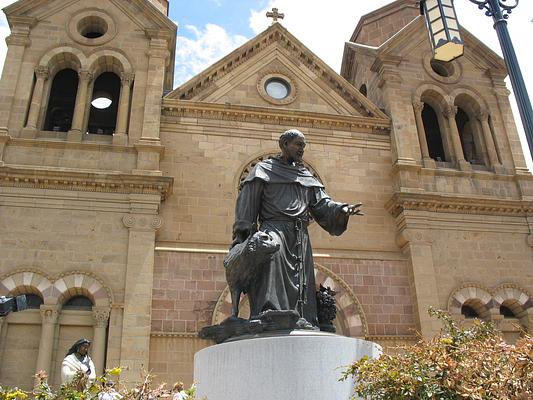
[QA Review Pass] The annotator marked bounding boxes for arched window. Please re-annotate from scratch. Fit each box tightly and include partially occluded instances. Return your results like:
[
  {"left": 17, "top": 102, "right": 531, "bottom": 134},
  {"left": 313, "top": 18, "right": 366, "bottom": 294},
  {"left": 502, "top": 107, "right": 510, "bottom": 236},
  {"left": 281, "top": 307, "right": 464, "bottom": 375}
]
[
  {"left": 500, "top": 304, "right": 515, "bottom": 318},
  {"left": 43, "top": 69, "right": 79, "bottom": 132},
  {"left": 459, "top": 298, "right": 490, "bottom": 321},
  {"left": 461, "top": 304, "right": 479, "bottom": 319},
  {"left": 63, "top": 295, "right": 93, "bottom": 310},
  {"left": 87, "top": 72, "right": 121, "bottom": 135},
  {"left": 422, "top": 103, "right": 446, "bottom": 162},
  {"left": 25, "top": 293, "right": 44, "bottom": 309}
]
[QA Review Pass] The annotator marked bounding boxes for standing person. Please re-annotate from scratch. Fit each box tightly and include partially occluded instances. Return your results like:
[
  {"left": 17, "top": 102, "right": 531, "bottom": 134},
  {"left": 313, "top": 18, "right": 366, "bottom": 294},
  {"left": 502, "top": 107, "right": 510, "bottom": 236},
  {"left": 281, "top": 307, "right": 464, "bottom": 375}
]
[
  {"left": 233, "top": 128, "right": 362, "bottom": 328},
  {"left": 61, "top": 338, "right": 96, "bottom": 385},
  {"left": 172, "top": 382, "right": 188, "bottom": 400}
]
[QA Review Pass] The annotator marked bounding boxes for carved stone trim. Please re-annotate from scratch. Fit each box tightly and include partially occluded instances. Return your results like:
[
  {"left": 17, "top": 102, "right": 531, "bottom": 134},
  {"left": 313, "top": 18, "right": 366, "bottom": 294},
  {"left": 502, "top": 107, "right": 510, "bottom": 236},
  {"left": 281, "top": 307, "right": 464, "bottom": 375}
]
[
  {"left": 92, "top": 307, "right": 110, "bottom": 328},
  {"left": 475, "top": 109, "right": 489, "bottom": 122},
  {"left": 40, "top": 305, "right": 59, "bottom": 324},
  {"left": 162, "top": 100, "right": 390, "bottom": 135},
  {"left": 422, "top": 52, "right": 462, "bottom": 84},
  {"left": 122, "top": 214, "right": 162, "bottom": 231},
  {"left": 412, "top": 101, "right": 424, "bottom": 114},
  {"left": 443, "top": 104, "right": 458, "bottom": 119},
  {"left": 78, "top": 70, "right": 94, "bottom": 83},
  {"left": 150, "top": 332, "right": 198, "bottom": 338},
  {"left": 386, "top": 192, "right": 533, "bottom": 218},
  {"left": 120, "top": 72, "right": 135, "bottom": 86},
  {"left": 67, "top": 9, "right": 117, "bottom": 47},
  {"left": 35, "top": 66, "right": 50, "bottom": 80},
  {"left": 0, "top": 166, "right": 173, "bottom": 200},
  {"left": 257, "top": 71, "right": 297, "bottom": 105}
]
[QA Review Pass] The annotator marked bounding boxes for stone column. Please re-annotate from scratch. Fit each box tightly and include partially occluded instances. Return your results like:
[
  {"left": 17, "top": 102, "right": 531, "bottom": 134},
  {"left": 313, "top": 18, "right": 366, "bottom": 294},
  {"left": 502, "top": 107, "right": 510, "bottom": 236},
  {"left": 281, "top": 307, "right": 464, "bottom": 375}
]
[
  {"left": 0, "top": 17, "right": 34, "bottom": 136},
  {"left": 68, "top": 70, "right": 93, "bottom": 141},
  {"left": 119, "top": 213, "right": 162, "bottom": 383},
  {"left": 475, "top": 110, "right": 504, "bottom": 172},
  {"left": 0, "top": 316, "right": 5, "bottom": 337},
  {"left": 113, "top": 72, "right": 134, "bottom": 145},
  {"left": 92, "top": 307, "right": 110, "bottom": 376},
  {"left": 490, "top": 71, "right": 528, "bottom": 173},
  {"left": 35, "top": 305, "right": 59, "bottom": 378},
  {"left": 412, "top": 102, "right": 435, "bottom": 168},
  {"left": 24, "top": 66, "right": 49, "bottom": 132},
  {"left": 443, "top": 104, "right": 471, "bottom": 171},
  {"left": 140, "top": 35, "right": 169, "bottom": 141},
  {"left": 397, "top": 228, "right": 441, "bottom": 338}
]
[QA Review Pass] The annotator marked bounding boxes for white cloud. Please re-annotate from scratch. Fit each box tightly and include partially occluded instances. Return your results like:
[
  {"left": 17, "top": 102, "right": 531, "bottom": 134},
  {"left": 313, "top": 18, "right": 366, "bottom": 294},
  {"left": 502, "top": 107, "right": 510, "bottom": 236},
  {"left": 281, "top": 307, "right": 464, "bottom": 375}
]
[
  {"left": 174, "top": 23, "right": 248, "bottom": 87},
  {"left": 250, "top": 0, "right": 533, "bottom": 170},
  {"left": 249, "top": 0, "right": 392, "bottom": 71}
]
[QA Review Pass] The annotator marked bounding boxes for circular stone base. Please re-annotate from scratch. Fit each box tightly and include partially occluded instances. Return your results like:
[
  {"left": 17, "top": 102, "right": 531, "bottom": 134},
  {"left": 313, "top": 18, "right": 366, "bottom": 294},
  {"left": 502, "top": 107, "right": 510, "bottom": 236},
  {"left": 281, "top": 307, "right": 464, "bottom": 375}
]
[{"left": 194, "top": 331, "right": 381, "bottom": 400}]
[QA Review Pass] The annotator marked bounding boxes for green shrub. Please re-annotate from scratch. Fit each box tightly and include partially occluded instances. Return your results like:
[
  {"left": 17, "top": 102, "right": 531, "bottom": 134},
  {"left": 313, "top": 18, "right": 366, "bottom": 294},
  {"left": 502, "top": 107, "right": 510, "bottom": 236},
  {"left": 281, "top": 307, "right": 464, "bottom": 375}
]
[{"left": 342, "top": 308, "right": 533, "bottom": 400}]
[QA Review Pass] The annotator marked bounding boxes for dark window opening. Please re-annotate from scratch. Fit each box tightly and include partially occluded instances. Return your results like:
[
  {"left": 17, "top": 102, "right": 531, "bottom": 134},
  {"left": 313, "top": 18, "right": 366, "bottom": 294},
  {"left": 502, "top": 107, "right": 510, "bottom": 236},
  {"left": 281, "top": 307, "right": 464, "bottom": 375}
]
[
  {"left": 63, "top": 295, "right": 93, "bottom": 310},
  {"left": 18, "top": 293, "right": 44, "bottom": 309},
  {"left": 456, "top": 108, "right": 481, "bottom": 164},
  {"left": 461, "top": 304, "right": 479, "bottom": 319},
  {"left": 500, "top": 305, "right": 516, "bottom": 319},
  {"left": 422, "top": 103, "right": 446, "bottom": 161},
  {"left": 44, "top": 69, "right": 79, "bottom": 132},
  {"left": 87, "top": 72, "right": 120, "bottom": 135},
  {"left": 430, "top": 59, "right": 454, "bottom": 77},
  {"left": 359, "top": 84, "right": 367, "bottom": 97},
  {"left": 84, "top": 31, "right": 104, "bottom": 39},
  {"left": 78, "top": 16, "right": 108, "bottom": 39}
]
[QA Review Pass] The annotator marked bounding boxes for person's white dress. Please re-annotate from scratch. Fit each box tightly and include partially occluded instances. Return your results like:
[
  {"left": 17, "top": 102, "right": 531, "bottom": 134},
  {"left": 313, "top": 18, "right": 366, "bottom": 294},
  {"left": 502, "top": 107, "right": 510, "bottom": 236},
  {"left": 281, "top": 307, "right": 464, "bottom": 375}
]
[
  {"left": 172, "top": 391, "right": 188, "bottom": 400},
  {"left": 61, "top": 353, "right": 96, "bottom": 383}
]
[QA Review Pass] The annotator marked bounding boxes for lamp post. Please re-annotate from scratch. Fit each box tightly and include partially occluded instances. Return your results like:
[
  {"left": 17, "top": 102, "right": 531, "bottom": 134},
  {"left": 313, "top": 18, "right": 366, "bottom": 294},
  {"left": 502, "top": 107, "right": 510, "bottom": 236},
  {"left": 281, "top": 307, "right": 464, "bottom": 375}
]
[{"left": 421, "top": 0, "right": 533, "bottom": 158}]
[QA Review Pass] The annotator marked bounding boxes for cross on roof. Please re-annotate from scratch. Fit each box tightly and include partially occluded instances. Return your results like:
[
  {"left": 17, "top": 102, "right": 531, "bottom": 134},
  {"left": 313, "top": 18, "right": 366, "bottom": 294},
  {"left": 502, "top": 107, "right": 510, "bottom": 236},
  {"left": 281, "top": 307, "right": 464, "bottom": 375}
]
[{"left": 266, "top": 8, "right": 284, "bottom": 23}]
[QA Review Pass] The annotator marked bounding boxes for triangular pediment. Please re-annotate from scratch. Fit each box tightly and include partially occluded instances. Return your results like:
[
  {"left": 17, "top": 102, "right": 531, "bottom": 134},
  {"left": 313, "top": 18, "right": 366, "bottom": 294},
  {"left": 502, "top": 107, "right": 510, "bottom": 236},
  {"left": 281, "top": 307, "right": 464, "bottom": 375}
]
[{"left": 167, "top": 23, "right": 387, "bottom": 119}]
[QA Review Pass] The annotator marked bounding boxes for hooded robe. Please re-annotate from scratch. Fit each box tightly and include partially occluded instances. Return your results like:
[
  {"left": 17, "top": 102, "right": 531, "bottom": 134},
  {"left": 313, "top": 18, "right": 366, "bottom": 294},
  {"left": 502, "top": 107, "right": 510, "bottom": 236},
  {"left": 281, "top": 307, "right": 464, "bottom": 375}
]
[{"left": 234, "top": 156, "right": 350, "bottom": 325}]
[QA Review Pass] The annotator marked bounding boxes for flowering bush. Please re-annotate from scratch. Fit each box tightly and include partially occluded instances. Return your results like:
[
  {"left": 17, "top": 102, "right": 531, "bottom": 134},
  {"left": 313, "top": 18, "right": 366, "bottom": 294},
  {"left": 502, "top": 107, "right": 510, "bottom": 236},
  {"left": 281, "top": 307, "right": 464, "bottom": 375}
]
[
  {"left": 342, "top": 308, "right": 533, "bottom": 400},
  {"left": 1, "top": 369, "right": 198, "bottom": 400}
]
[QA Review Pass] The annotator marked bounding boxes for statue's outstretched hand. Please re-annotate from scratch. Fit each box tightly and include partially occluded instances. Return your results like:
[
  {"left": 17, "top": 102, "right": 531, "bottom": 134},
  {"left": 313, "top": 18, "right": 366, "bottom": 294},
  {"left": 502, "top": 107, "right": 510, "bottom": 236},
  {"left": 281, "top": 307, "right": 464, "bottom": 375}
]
[{"left": 342, "top": 202, "right": 363, "bottom": 216}]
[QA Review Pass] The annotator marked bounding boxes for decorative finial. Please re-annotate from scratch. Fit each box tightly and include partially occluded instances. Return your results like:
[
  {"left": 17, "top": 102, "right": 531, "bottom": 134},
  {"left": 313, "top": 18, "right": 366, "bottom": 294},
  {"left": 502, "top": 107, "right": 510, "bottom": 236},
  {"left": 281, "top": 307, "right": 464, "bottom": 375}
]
[{"left": 266, "top": 7, "right": 284, "bottom": 23}]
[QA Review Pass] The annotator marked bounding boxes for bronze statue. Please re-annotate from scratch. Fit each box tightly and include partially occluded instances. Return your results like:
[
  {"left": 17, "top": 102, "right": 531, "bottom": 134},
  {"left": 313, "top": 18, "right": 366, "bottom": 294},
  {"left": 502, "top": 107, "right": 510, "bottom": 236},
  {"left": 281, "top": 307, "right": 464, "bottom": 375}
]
[
  {"left": 233, "top": 129, "right": 361, "bottom": 325},
  {"left": 201, "top": 128, "right": 362, "bottom": 342},
  {"left": 224, "top": 230, "right": 280, "bottom": 319}
]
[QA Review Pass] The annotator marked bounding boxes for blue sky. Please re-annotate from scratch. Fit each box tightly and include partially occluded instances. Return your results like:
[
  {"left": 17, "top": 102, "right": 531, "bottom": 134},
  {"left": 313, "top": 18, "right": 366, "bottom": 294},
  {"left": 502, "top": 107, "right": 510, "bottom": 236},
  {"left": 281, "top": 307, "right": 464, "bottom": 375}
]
[
  {"left": 0, "top": 0, "right": 531, "bottom": 167},
  {"left": 170, "top": 0, "right": 269, "bottom": 38}
]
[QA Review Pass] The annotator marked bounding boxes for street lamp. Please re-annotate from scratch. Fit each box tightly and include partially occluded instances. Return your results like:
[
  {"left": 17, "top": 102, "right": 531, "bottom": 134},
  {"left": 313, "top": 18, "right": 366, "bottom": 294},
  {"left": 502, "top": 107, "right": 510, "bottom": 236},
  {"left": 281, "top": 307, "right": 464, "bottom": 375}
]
[
  {"left": 421, "top": 0, "right": 533, "bottom": 158},
  {"left": 421, "top": 0, "right": 464, "bottom": 62}
]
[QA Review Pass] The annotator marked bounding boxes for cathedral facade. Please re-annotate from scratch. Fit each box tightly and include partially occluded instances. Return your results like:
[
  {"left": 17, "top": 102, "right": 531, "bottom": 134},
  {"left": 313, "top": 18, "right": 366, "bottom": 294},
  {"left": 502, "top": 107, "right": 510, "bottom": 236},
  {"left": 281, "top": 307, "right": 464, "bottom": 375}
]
[{"left": 0, "top": 0, "right": 531, "bottom": 389}]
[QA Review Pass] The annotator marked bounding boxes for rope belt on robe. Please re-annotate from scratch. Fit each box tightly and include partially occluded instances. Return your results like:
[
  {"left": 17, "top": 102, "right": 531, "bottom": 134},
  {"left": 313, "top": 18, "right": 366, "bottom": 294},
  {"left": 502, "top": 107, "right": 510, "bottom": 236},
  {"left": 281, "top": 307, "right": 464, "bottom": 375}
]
[{"left": 261, "top": 215, "right": 308, "bottom": 318}]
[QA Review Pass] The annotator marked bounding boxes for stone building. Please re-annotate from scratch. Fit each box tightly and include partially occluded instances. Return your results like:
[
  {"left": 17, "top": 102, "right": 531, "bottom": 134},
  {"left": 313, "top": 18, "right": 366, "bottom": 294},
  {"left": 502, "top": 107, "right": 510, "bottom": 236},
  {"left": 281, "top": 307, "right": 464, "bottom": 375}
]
[{"left": 0, "top": 0, "right": 531, "bottom": 389}]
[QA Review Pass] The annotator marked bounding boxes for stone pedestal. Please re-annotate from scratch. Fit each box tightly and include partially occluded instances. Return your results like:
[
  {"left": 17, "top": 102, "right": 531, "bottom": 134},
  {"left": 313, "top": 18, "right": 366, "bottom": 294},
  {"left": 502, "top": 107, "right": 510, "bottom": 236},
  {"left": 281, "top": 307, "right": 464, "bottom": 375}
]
[{"left": 194, "top": 331, "right": 381, "bottom": 400}]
